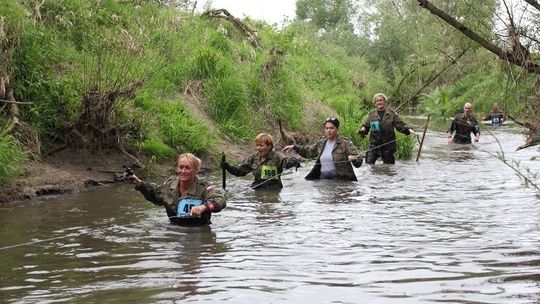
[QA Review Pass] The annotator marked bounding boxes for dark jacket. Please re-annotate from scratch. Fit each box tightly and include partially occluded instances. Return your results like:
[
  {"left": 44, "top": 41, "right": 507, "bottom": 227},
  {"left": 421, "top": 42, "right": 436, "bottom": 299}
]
[
  {"left": 295, "top": 136, "right": 361, "bottom": 181},
  {"left": 448, "top": 113, "right": 480, "bottom": 144},
  {"left": 359, "top": 109, "right": 411, "bottom": 153},
  {"left": 136, "top": 175, "right": 226, "bottom": 226},
  {"left": 225, "top": 150, "right": 296, "bottom": 189},
  {"left": 483, "top": 111, "right": 505, "bottom": 126}
]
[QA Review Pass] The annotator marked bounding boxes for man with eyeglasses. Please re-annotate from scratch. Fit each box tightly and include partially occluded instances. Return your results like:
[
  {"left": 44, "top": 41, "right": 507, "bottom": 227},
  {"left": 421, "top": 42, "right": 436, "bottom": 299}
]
[
  {"left": 358, "top": 93, "right": 416, "bottom": 164},
  {"left": 448, "top": 102, "right": 480, "bottom": 144}
]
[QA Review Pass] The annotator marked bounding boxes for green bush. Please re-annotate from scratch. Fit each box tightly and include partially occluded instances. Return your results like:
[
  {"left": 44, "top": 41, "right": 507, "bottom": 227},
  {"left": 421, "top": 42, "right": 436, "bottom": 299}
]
[
  {"left": 189, "top": 47, "right": 230, "bottom": 79},
  {"left": 395, "top": 132, "right": 415, "bottom": 160},
  {"left": 0, "top": 126, "right": 26, "bottom": 183},
  {"left": 138, "top": 137, "right": 176, "bottom": 160},
  {"left": 204, "top": 75, "right": 248, "bottom": 123},
  {"left": 156, "top": 100, "right": 216, "bottom": 154}
]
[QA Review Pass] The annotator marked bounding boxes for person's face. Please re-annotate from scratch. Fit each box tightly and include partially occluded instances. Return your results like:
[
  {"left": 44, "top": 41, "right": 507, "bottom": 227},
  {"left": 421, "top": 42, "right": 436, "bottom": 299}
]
[
  {"left": 375, "top": 96, "right": 386, "bottom": 111},
  {"left": 177, "top": 157, "right": 196, "bottom": 183},
  {"left": 256, "top": 141, "right": 271, "bottom": 158},
  {"left": 464, "top": 103, "right": 473, "bottom": 115},
  {"left": 325, "top": 122, "right": 338, "bottom": 139},
  {"left": 493, "top": 104, "right": 500, "bottom": 111}
]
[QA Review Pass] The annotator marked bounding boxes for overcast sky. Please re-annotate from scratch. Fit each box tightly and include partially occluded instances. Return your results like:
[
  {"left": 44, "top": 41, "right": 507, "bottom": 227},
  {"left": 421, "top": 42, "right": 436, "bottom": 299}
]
[{"left": 207, "top": 0, "right": 297, "bottom": 25}]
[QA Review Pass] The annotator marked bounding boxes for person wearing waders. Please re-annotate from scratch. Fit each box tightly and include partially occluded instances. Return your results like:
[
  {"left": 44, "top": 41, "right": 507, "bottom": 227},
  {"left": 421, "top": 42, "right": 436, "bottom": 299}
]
[
  {"left": 358, "top": 93, "right": 416, "bottom": 164},
  {"left": 448, "top": 102, "right": 481, "bottom": 144},
  {"left": 283, "top": 117, "right": 362, "bottom": 181}
]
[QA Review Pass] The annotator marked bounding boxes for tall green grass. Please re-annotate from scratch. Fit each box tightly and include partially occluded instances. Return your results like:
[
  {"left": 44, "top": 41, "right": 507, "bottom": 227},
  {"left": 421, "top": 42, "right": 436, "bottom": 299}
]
[
  {"left": 3, "top": 0, "right": 414, "bottom": 172},
  {"left": 0, "top": 126, "right": 26, "bottom": 183}
]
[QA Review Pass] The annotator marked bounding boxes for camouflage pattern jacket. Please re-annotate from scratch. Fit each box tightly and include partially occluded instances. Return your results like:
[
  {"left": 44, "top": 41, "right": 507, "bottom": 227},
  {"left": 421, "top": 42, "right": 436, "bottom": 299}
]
[
  {"left": 359, "top": 109, "right": 411, "bottom": 153},
  {"left": 295, "top": 136, "right": 361, "bottom": 181},
  {"left": 136, "top": 175, "right": 226, "bottom": 226},
  {"left": 226, "top": 150, "right": 295, "bottom": 189}
]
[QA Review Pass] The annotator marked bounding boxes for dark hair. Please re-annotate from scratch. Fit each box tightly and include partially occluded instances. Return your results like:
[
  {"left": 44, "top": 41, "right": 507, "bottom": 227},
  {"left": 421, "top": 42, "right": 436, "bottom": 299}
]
[{"left": 324, "top": 117, "right": 340, "bottom": 128}]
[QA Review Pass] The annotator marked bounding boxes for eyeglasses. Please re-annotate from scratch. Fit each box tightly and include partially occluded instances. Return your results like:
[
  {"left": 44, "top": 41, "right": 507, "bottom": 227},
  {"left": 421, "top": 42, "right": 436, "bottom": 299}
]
[{"left": 324, "top": 117, "right": 340, "bottom": 127}]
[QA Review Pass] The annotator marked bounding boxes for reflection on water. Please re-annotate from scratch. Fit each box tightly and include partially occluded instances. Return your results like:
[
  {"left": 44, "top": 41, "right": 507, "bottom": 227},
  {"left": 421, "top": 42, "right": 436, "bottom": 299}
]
[
  {"left": 369, "top": 164, "right": 398, "bottom": 176},
  {"left": 1, "top": 125, "right": 540, "bottom": 303},
  {"left": 446, "top": 143, "right": 478, "bottom": 163}
]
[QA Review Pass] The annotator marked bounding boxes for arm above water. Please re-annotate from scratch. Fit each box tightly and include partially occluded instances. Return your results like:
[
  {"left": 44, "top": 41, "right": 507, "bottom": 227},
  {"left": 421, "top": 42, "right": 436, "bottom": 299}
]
[
  {"left": 344, "top": 138, "right": 362, "bottom": 168},
  {"left": 128, "top": 174, "right": 168, "bottom": 207}
]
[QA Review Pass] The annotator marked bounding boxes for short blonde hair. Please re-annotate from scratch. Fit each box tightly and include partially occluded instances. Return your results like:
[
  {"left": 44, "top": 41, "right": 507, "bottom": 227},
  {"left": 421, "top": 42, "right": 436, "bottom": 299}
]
[
  {"left": 255, "top": 133, "right": 274, "bottom": 149},
  {"left": 178, "top": 153, "right": 201, "bottom": 172},
  {"left": 372, "top": 93, "right": 388, "bottom": 104}
]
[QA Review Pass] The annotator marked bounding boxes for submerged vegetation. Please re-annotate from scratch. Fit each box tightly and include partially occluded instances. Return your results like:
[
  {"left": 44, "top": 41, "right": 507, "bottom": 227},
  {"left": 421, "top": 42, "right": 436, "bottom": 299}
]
[{"left": 0, "top": 0, "right": 538, "bottom": 184}]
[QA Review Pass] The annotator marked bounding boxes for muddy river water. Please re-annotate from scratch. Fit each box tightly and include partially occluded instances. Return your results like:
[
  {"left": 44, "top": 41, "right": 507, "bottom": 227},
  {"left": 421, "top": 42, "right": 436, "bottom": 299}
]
[{"left": 1, "top": 122, "right": 539, "bottom": 303}]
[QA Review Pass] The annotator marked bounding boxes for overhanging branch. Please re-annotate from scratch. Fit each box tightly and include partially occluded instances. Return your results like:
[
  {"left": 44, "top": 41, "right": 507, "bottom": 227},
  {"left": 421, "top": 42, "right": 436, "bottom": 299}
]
[
  {"left": 416, "top": 0, "right": 540, "bottom": 74},
  {"left": 522, "top": 0, "right": 540, "bottom": 11}
]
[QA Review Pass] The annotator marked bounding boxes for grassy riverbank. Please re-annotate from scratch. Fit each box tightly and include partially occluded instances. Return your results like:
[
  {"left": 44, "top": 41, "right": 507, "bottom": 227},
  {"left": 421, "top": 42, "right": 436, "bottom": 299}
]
[
  {"left": 2, "top": 0, "right": 536, "bottom": 195},
  {"left": 0, "top": 1, "right": 392, "bottom": 193}
]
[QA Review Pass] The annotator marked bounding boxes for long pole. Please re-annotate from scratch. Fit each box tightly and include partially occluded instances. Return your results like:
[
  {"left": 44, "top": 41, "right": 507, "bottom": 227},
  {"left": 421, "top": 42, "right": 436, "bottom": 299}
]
[
  {"left": 416, "top": 114, "right": 430, "bottom": 162},
  {"left": 221, "top": 152, "right": 227, "bottom": 191}
]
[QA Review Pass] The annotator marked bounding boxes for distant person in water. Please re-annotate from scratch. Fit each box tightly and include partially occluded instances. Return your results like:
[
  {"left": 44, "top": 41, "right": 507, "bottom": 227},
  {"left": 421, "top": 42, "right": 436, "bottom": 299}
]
[
  {"left": 448, "top": 102, "right": 480, "bottom": 144},
  {"left": 483, "top": 102, "right": 505, "bottom": 126},
  {"left": 128, "top": 153, "right": 226, "bottom": 226},
  {"left": 221, "top": 133, "right": 300, "bottom": 190},
  {"left": 358, "top": 93, "right": 415, "bottom": 164},
  {"left": 283, "top": 117, "right": 362, "bottom": 181}
]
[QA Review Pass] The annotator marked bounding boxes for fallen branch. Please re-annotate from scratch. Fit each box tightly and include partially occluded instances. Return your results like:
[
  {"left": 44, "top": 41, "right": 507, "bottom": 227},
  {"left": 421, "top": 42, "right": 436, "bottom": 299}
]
[
  {"left": 0, "top": 98, "right": 33, "bottom": 105},
  {"left": 203, "top": 9, "right": 262, "bottom": 49},
  {"left": 507, "top": 114, "right": 540, "bottom": 150}
]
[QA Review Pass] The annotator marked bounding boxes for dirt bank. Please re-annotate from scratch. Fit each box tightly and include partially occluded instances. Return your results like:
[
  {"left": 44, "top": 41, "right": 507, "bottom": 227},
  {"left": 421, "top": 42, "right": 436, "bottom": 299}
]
[
  {"left": 0, "top": 135, "right": 257, "bottom": 204},
  {"left": 0, "top": 149, "right": 136, "bottom": 203},
  {"left": 0, "top": 92, "right": 329, "bottom": 204}
]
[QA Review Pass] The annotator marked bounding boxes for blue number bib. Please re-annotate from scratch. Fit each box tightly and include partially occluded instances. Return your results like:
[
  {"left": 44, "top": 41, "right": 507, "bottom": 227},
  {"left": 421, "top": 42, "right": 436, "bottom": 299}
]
[
  {"left": 370, "top": 120, "right": 381, "bottom": 132},
  {"left": 176, "top": 199, "right": 203, "bottom": 217},
  {"left": 492, "top": 116, "right": 500, "bottom": 126}
]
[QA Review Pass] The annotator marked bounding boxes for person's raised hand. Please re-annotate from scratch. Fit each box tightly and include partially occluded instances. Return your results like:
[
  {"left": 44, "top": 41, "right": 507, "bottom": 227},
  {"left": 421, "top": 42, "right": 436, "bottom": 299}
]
[
  {"left": 282, "top": 145, "right": 295, "bottom": 153},
  {"left": 128, "top": 174, "right": 142, "bottom": 187},
  {"left": 358, "top": 127, "right": 367, "bottom": 139}
]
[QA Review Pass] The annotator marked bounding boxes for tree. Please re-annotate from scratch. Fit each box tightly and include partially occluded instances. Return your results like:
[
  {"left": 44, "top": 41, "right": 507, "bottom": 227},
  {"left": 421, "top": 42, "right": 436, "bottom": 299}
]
[
  {"left": 356, "top": 0, "right": 488, "bottom": 104},
  {"left": 295, "top": 0, "right": 357, "bottom": 31},
  {"left": 416, "top": 0, "right": 540, "bottom": 74}
]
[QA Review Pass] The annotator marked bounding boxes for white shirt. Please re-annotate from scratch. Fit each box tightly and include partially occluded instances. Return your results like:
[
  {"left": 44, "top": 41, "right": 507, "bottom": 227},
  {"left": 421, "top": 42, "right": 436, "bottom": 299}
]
[{"left": 320, "top": 139, "right": 337, "bottom": 178}]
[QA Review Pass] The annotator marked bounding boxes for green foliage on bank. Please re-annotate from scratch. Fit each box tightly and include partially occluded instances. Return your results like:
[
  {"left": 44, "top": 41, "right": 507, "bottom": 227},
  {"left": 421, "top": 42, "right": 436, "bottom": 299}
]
[
  {"left": 417, "top": 61, "right": 527, "bottom": 120},
  {"left": 0, "top": 126, "right": 26, "bottom": 184},
  {"left": 1, "top": 0, "right": 426, "bottom": 184}
]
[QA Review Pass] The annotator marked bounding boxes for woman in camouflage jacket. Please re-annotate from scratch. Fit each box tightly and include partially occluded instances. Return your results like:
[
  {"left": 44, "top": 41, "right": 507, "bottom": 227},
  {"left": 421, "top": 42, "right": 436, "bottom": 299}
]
[
  {"left": 283, "top": 118, "right": 362, "bottom": 181},
  {"left": 221, "top": 133, "right": 300, "bottom": 189},
  {"left": 128, "top": 153, "right": 226, "bottom": 226}
]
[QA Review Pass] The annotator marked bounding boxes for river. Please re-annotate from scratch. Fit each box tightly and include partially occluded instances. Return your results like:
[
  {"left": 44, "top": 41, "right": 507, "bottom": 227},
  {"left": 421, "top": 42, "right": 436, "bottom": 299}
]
[{"left": 1, "top": 122, "right": 539, "bottom": 303}]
